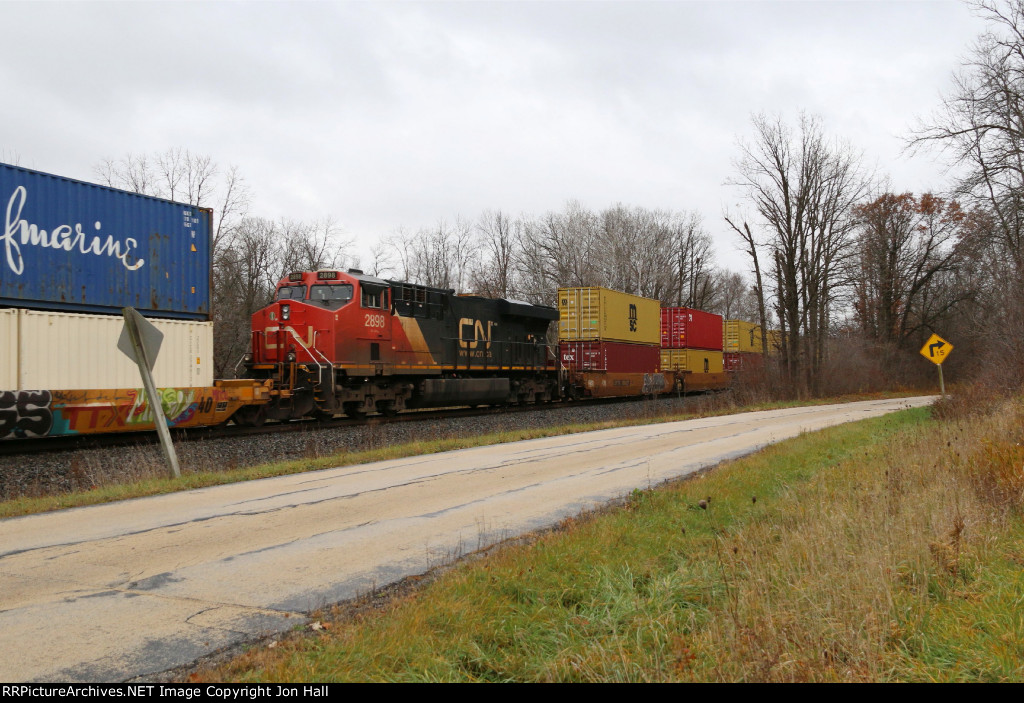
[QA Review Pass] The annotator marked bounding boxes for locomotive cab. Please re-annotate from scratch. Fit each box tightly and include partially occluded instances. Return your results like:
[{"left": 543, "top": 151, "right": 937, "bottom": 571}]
[{"left": 250, "top": 269, "right": 393, "bottom": 368}]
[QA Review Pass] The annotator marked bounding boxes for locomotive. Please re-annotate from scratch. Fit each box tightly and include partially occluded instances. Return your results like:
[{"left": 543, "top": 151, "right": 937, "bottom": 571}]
[{"left": 234, "top": 269, "right": 561, "bottom": 425}]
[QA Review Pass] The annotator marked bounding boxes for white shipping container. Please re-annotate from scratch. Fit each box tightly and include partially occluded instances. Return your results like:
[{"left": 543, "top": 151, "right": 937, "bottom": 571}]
[
  {"left": 0, "top": 308, "right": 16, "bottom": 389},
  {"left": 10, "top": 309, "right": 213, "bottom": 390}
]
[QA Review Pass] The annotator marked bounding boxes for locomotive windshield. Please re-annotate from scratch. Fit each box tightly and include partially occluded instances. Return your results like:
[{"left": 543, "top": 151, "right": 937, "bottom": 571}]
[
  {"left": 276, "top": 284, "right": 306, "bottom": 300},
  {"left": 310, "top": 283, "right": 354, "bottom": 310}
]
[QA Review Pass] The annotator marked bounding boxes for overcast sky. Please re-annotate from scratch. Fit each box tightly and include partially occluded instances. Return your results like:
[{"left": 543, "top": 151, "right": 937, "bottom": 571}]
[{"left": 2, "top": 0, "right": 984, "bottom": 274}]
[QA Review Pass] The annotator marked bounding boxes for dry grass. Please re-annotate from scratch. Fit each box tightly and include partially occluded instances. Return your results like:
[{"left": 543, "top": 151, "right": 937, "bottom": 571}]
[{"left": 681, "top": 392, "right": 1024, "bottom": 681}]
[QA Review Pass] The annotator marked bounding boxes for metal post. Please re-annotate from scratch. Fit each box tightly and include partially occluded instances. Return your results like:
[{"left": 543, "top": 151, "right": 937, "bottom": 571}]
[
  {"left": 938, "top": 364, "right": 946, "bottom": 397},
  {"left": 123, "top": 310, "right": 180, "bottom": 478}
]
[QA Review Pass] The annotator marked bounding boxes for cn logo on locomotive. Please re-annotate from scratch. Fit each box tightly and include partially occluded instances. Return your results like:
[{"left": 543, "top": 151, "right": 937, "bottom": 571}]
[{"left": 458, "top": 318, "right": 496, "bottom": 350}]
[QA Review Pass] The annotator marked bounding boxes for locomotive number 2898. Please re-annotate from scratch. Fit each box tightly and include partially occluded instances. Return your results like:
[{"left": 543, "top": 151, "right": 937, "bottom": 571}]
[{"left": 364, "top": 313, "right": 387, "bottom": 328}]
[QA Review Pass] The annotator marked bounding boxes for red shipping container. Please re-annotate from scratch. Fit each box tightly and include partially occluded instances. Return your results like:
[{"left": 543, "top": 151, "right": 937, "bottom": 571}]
[
  {"left": 559, "top": 341, "right": 660, "bottom": 374},
  {"left": 724, "top": 352, "right": 739, "bottom": 372},
  {"left": 724, "top": 351, "right": 764, "bottom": 372},
  {"left": 660, "top": 307, "right": 723, "bottom": 350}
]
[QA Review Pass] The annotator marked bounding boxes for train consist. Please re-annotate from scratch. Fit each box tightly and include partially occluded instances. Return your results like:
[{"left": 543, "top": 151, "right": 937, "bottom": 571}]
[{"left": 0, "top": 162, "right": 759, "bottom": 441}]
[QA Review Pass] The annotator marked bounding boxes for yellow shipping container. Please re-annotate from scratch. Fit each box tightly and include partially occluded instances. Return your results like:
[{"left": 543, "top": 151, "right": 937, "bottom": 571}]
[
  {"left": 558, "top": 287, "right": 661, "bottom": 345},
  {"left": 724, "top": 319, "right": 763, "bottom": 353},
  {"left": 660, "top": 349, "right": 724, "bottom": 374}
]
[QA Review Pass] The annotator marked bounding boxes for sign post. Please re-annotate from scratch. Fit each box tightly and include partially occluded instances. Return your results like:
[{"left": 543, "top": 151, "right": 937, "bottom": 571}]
[
  {"left": 919, "top": 333, "right": 953, "bottom": 397},
  {"left": 119, "top": 307, "right": 180, "bottom": 478}
]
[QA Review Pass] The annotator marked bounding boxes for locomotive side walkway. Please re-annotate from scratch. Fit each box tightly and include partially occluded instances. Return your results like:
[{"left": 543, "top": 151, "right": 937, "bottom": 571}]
[{"left": 0, "top": 396, "right": 935, "bottom": 682}]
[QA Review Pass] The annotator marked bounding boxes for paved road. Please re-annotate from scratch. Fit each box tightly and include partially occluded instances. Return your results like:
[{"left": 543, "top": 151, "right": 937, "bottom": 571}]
[{"left": 0, "top": 397, "right": 934, "bottom": 681}]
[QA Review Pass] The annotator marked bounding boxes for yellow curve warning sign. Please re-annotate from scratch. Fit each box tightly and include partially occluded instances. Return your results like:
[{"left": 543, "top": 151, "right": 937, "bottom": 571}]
[{"left": 920, "top": 333, "right": 953, "bottom": 365}]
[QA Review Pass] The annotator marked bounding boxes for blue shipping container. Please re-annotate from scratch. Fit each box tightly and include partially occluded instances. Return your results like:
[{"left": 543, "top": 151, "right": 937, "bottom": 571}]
[{"left": 0, "top": 162, "right": 211, "bottom": 320}]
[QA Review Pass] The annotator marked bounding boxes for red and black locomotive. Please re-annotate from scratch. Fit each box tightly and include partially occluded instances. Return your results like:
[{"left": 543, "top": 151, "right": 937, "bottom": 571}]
[{"left": 236, "top": 269, "right": 559, "bottom": 424}]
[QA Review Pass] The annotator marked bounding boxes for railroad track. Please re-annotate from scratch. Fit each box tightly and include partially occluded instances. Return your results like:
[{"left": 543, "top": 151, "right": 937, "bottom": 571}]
[{"left": 0, "top": 394, "right": 663, "bottom": 457}]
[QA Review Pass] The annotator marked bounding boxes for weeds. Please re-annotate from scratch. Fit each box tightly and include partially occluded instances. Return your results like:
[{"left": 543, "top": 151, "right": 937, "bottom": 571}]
[{"left": 931, "top": 381, "right": 1008, "bottom": 422}]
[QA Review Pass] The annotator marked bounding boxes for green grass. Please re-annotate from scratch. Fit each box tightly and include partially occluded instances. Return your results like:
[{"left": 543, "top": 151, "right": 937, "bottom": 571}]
[
  {"left": 0, "top": 391, "right": 916, "bottom": 519},
  {"left": 192, "top": 395, "right": 1024, "bottom": 683}
]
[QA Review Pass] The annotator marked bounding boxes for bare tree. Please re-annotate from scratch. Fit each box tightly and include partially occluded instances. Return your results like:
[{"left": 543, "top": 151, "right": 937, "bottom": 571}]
[
  {"left": 506, "top": 202, "right": 717, "bottom": 308},
  {"left": 668, "top": 211, "right": 716, "bottom": 308},
  {"left": 95, "top": 152, "right": 155, "bottom": 194},
  {"left": 212, "top": 217, "right": 280, "bottom": 376},
  {"left": 912, "top": 0, "right": 1024, "bottom": 274},
  {"left": 368, "top": 238, "right": 396, "bottom": 278},
  {"left": 851, "top": 192, "right": 966, "bottom": 346},
  {"left": 212, "top": 165, "right": 250, "bottom": 253},
  {"left": 535, "top": 201, "right": 602, "bottom": 288},
  {"left": 155, "top": 148, "right": 186, "bottom": 202},
  {"left": 725, "top": 215, "right": 770, "bottom": 362},
  {"left": 713, "top": 270, "right": 759, "bottom": 321},
  {"left": 513, "top": 218, "right": 561, "bottom": 305},
  {"left": 471, "top": 209, "right": 520, "bottom": 297},
  {"left": 730, "top": 114, "right": 868, "bottom": 391},
  {"left": 386, "top": 217, "right": 479, "bottom": 291},
  {"left": 279, "top": 216, "right": 350, "bottom": 275}
]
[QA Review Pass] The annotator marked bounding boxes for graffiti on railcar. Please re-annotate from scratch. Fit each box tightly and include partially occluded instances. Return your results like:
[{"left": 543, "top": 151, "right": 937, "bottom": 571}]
[
  {"left": 30, "top": 387, "right": 235, "bottom": 437},
  {"left": 125, "top": 388, "right": 198, "bottom": 425},
  {"left": 0, "top": 382, "right": 268, "bottom": 440},
  {"left": 0, "top": 390, "right": 54, "bottom": 438},
  {"left": 642, "top": 373, "right": 666, "bottom": 395}
]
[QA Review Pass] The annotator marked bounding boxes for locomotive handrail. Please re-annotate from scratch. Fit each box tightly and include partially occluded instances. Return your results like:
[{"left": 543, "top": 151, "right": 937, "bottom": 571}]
[
  {"left": 284, "top": 327, "right": 333, "bottom": 386},
  {"left": 232, "top": 353, "right": 248, "bottom": 377}
]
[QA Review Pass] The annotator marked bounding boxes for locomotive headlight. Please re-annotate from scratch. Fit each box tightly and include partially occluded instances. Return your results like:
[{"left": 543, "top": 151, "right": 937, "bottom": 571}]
[
  {"left": 286, "top": 351, "right": 297, "bottom": 362},
  {"left": 281, "top": 304, "right": 290, "bottom": 321},
  {"left": 244, "top": 353, "right": 253, "bottom": 363}
]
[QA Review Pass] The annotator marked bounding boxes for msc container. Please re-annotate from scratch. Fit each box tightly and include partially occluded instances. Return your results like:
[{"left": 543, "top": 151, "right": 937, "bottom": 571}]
[
  {"left": 0, "top": 163, "right": 211, "bottom": 320},
  {"left": 660, "top": 349, "right": 724, "bottom": 374},
  {"left": 559, "top": 341, "right": 660, "bottom": 374},
  {"left": 661, "top": 307, "right": 723, "bottom": 350},
  {"left": 723, "top": 319, "right": 763, "bottom": 353},
  {"left": 8, "top": 309, "right": 212, "bottom": 390},
  {"left": 0, "top": 308, "right": 15, "bottom": 388},
  {"left": 557, "top": 287, "right": 661, "bottom": 345}
]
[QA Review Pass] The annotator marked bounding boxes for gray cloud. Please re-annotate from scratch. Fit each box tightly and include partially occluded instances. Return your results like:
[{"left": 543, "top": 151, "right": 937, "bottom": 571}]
[{"left": 1, "top": 0, "right": 983, "bottom": 273}]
